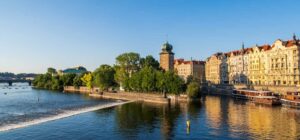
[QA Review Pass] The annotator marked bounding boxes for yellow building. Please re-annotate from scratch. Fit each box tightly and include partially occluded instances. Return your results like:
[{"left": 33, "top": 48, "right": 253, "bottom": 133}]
[
  {"left": 205, "top": 53, "right": 228, "bottom": 84},
  {"left": 206, "top": 35, "right": 300, "bottom": 86},
  {"left": 266, "top": 37, "right": 300, "bottom": 85}
]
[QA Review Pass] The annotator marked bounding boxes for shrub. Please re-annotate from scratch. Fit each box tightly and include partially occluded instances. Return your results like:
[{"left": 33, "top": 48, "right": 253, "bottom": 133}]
[{"left": 186, "top": 82, "right": 200, "bottom": 98}]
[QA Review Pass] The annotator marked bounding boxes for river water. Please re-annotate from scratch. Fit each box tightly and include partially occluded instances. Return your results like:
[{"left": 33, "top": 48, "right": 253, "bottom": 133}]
[{"left": 0, "top": 84, "right": 299, "bottom": 139}]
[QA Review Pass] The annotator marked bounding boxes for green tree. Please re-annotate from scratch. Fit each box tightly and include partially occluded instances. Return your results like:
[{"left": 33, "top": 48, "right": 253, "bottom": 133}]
[
  {"left": 115, "top": 52, "right": 140, "bottom": 76},
  {"left": 128, "top": 72, "right": 143, "bottom": 92},
  {"left": 186, "top": 82, "right": 200, "bottom": 98},
  {"left": 114, "top": 65, "right": 129, "bottom": 87},
  {"left": 61, "top": 73, "right": 76, "bottom": 86},
  {"left": 140, "top": 55, "right": 160, "bottom": 70},
  {"left": 81, "top": 73, "right": 93, "bottom": 89},
  {"left": 73, "top": 74, "right": 83, "bottom": 89},
  {"left": 156, "top": 71, "right": 167, "bottom": 93},
  {"left": 115, "top": 52, "right": 140, "bottom": 90},
  {"left": 47, "top": 67, "right": 57, "bottom": 75},
  {"left": 93, "top": 64, "right": 116, "bottom": 91},
  {"left": 157, "top": 71, "right": 184, "bottom": 95},
  {"left": 51, "top": 76, "right": 63, "bottom": 91},
  {"left": 140, "top": 66, "right": 157, "bottom": 92}
]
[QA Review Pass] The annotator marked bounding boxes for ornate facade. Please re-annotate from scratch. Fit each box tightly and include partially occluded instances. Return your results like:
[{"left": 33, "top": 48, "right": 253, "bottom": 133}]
[{"left": 205, "top": 35, "right": 300, "bottom": 86}]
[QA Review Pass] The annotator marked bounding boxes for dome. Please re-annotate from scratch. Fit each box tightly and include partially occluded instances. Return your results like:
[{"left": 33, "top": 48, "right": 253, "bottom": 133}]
[{"left": 161, "top": 41, "right": 173, "bottom": 52}]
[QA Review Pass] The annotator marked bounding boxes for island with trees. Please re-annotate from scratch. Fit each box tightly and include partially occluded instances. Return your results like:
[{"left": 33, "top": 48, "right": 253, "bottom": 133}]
[{"left": 33, "top": 52, "right": 202, "bottom": 100}]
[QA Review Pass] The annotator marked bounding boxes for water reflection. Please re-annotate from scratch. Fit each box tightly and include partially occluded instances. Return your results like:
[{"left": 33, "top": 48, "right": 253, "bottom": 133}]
[{"left": 111, "top": 95, "right": 300, "bottom": 139}]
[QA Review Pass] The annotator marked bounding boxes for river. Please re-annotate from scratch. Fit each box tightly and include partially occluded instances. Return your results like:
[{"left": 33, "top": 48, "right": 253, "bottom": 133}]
[{"left": 0, "top": 84, "right": 299, "bottom": 139}]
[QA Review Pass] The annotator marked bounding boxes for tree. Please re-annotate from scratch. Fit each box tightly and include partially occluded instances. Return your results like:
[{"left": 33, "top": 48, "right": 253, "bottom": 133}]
[
  {"left": 115, "top": 52, "right": 140, "bottom": 76},
  {"left": 51, "top": 76, "right": 63, "bottom": 91},
  {"left": 73, "top": 74, "right": 83, "bottom": 89},
  {"left": 93, "top": 64, "right": 116, "bottom": 91},
  {"left": 156, "top": 71, "right": 185, "bottom": 95},
  {"left": 128, "top": 72, "right": 143, "bottom": 91},
  {"left": 186, "top": 82, "right": 200, "bottom": 98},
  {"left": 61, "top": 73, "right": 76, "bottom": 86},
  {"left": 47, "top": 67, "right": 57, "bottom": 75},
  {"left": 140, "top": 55, "right": 160, "bottom": 70},
  {"left": 140, "top": 66, "right": 157, "bottom": 92},
  {"left": 81, "top": 73, "right": 93, "bottom": 89},
  {"left": 115, "top": 52, "right": 140, "bottom": 90}
]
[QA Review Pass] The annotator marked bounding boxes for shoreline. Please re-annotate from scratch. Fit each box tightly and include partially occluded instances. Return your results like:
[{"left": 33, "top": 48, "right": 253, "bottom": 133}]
[
  {"left": 0, "top": 101, "right": 133, "bottom": 132},
  {"left": 64, "top": 86, "right": 173, "bottom": 104}
]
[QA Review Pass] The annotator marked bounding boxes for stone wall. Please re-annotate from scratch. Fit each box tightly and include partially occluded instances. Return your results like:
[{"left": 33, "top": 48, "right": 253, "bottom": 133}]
[
  {"left": 64, "top": 86, "right": 170, "bottom": 104},
  {"left": 64, "top": 86, "right": 100, "bottom": 93}
]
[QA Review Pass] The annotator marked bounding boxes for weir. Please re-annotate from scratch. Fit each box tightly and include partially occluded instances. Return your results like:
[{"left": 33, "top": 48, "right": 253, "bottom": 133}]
[{"left": 0, "top": 101, "right": 134, "bottom": 132}]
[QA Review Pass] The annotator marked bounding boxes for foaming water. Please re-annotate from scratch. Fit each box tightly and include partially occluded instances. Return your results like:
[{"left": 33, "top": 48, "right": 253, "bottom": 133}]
[{"left": 0, "top": 101, "right": 132, "bottom": 132}]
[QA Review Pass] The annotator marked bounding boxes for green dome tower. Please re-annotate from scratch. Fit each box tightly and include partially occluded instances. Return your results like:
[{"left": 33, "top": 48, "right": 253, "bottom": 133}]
[{"left": 159, "top": 41, "right": 175, "bottom": 71}]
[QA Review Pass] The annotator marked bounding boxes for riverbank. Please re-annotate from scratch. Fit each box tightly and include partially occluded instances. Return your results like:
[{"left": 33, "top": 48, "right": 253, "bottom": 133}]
[{"left": 64, "top": 86, "right": 191, "bottom": 104}]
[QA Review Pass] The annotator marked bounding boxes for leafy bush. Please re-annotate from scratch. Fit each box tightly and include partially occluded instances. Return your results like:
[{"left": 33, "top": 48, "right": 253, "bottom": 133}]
[{"left": 186, "top": 82, "right": 200, "bottom": 98}]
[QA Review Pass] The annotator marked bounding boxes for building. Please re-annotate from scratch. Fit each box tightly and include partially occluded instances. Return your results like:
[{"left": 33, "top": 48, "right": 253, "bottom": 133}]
[
  {"left": 159, "top": 42, "right": 206, "bottom": 83},
  {"left": 174, "top": 59, "right": 206, "bottom": 82},
  {"left": 205, "top": 52, "right": 228, "bottom": 84},
  {"left": 226, "top": 44, "right": 251, "bottom": 84},
  {"left": 205, "top": 34, "right": 300, "bottom": 86},
  {"left": 265, "top": 36, "right": 300, "bottom": 86},
  {"left": 159, "top": 42, "right": 175, "bottom": 71},
  {"left": 58, "top": 66, "right": 87, "bottom": 75}
]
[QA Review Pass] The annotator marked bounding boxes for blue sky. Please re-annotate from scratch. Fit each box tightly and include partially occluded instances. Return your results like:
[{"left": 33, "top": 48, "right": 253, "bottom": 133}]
[{"left": 0, "top": 0, "right": 299, "bottom": 73}]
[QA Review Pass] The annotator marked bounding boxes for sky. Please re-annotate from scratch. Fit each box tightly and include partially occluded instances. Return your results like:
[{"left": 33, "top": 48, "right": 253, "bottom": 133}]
[{"left": 0, "top": 0, "right": 299, "bottom": 73}]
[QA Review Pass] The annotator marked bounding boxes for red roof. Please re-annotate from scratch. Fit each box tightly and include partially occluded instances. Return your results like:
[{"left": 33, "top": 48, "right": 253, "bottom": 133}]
[
  {"left": 174, "top": 59, "right": 205, "bottom": 65},
  {"left": 258, "top": 44, "right": 271, "bottom": 51}
]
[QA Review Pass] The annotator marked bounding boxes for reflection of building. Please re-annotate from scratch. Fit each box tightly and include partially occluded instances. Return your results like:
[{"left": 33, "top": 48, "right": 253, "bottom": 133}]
[
  {"left": 206, "top": 35, "right": 300, "bottom": 86},
  {"left": 160, "top": 42, "right": 175, "bottom": 71},
  {"left": 58, "top": 66, "right": 87, "bottom": 75},
  {"left": 205, "top": 52, "right": 228, "bottom": 84},
  {"left": 174, "top": 59, "right": 205, "bottom": 82},
  {"left": 205, "top": 96, "right": 222, "bottom": 129}
]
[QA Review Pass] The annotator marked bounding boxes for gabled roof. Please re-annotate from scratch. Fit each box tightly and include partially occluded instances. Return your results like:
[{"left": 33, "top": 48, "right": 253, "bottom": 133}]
[{"left": 258, "top": 44, "right": 271, "bottom": 51}]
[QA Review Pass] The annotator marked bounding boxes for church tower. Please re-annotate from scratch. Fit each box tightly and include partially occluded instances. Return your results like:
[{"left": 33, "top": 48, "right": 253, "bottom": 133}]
[{"left": 159, "top": 41, "right": 174, "bottom": 71}]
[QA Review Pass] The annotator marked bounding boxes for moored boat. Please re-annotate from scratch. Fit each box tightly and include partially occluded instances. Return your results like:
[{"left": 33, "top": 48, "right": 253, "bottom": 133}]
[
  {"left": 232, "top": 89, "right": 281, "bottom": 105},
  {"left": 281, "top": 92, "right": 300, "bottom": 108}
]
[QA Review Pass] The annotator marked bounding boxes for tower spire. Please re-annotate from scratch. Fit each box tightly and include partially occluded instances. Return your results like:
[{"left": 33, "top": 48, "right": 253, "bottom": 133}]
[
  {"left": 293, "top": 33, "right": 297, "bottom": 41},
  {"left": 166, "top": 34, "right": 169, "bottom": 43},
  {"left": 241, "top": 42, "right": 245, "bottom": 54},
  {"left": 242, "top": 42, "right": 245, "bottom": 50}
]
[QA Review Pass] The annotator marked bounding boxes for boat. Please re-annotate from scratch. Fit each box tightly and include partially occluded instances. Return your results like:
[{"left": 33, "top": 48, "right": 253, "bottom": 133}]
[
  {"left": 281, "top": 92, "right": 300, "bottom": 108},
  {"left": 232, "top": 89, "right": 281, "bottom": 105}
]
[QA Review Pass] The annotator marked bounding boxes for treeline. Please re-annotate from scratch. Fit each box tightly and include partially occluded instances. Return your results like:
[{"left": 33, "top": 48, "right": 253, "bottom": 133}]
[
  {"left": 33, "top": 72, "right": 83, "bottom": 91},
  {"left": 33, "top": 52, "right": 201, "bottom": 97}
]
